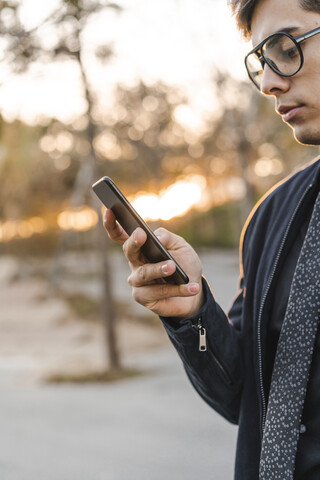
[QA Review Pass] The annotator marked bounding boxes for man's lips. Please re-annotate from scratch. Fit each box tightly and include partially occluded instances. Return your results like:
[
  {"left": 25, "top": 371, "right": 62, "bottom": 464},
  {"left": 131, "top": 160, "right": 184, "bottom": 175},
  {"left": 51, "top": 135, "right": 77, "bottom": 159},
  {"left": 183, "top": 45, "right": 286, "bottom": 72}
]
[{"left": 277, "top": 105, "right": 303, "bottom": 122}]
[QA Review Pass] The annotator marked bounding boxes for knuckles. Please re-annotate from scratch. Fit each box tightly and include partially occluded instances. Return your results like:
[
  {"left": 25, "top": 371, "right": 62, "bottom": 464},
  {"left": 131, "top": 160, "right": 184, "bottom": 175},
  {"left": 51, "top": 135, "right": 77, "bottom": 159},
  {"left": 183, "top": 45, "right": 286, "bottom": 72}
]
[
  {"left": 132, "top": 287, "right": 143, "bottom": 305},
  {"left": 130, "top": 281, "right": 179, "bottom": 310},
  {"left": 137, "top": 264, "right": 148, "bottom": 283},
  {"left": 154, "top": 226, "right": 167, "bottom": 236},
  {"left": 127, "top": 265, "right": 148, "bottom": 287},
  {"left": 122, "top": 234, "right": 138, "bottom": 259},
  {"left": 159, "top": 283, "right": 170, "bottom": 298},
  {"left": 122, "top": 240, "right": 129, "bottom": 257}
]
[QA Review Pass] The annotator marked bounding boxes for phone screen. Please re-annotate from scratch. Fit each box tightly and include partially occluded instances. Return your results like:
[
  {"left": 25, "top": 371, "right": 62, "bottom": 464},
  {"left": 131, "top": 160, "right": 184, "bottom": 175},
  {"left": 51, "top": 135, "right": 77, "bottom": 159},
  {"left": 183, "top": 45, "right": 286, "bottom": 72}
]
[{"left": 92, "top": 177, "right": 189, "bottom": 285}]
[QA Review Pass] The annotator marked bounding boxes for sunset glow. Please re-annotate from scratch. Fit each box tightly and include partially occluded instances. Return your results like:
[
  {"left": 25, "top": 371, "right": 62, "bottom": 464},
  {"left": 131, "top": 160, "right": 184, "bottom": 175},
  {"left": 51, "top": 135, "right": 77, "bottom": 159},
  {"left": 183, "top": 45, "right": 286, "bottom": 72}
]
[
  {"left": 57, "top": 207, "right": 98, "bottom": 232},
  {"left": 130, "top": 175, "right": 207, "bottom": 221},
  {"left": 0, "top": 173, "right": 249, "bottom": 243},
  {"left": 0, "top": 217, "right": 47, "bottom": 242},
  {"left": 0, "top": 0, "right": 248, "bottom": 126}
]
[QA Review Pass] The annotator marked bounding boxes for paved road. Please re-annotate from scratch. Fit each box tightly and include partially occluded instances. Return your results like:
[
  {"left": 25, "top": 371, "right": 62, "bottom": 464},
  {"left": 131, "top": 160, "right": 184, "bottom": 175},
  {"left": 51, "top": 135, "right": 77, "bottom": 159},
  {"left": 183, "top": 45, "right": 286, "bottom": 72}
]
[
  {"left": 0, "top": 249, "right": 240, "bottom": 480},
  {"left": 0, "top": 348, "right": 237, "bottom": 480}
]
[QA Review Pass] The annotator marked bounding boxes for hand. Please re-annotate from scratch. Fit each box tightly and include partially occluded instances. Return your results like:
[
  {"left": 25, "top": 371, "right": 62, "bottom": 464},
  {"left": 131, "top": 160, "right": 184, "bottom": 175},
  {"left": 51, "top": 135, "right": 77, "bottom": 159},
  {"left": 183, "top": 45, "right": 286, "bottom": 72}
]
[{"left": 103, "top": 209, "right": 204, "bottom": 318}]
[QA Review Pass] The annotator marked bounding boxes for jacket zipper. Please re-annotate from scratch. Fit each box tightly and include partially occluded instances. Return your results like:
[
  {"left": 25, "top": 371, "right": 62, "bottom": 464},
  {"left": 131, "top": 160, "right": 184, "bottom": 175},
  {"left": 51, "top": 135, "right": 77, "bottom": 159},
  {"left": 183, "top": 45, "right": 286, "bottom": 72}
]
[
  {"left": 257, "top": 183, "right": 313, "bottom": 436},
  {"left": 192, "top": 318, "right": 233, "bottom": 385}
]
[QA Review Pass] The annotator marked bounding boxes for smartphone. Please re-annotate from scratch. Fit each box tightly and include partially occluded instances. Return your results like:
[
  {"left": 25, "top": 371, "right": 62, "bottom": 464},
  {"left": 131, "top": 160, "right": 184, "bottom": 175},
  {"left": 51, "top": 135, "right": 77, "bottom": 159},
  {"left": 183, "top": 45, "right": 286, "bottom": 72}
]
[{"left": 92, "top": 176, "right": 189, "bottom": 285}]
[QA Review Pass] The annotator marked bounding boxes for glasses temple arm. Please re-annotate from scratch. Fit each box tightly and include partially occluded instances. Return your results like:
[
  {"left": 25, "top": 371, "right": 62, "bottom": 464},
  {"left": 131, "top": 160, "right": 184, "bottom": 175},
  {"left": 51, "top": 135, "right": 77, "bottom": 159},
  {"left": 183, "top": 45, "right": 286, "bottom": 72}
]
[{"left": 297, "top": 27, "right": 320, "bottom": 44}]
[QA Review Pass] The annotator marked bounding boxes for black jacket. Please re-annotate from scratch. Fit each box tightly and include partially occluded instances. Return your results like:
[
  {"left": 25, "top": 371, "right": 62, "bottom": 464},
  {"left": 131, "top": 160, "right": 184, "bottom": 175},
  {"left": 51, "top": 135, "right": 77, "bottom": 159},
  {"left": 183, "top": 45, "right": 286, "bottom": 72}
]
[{"left": 162, "top": 157, "right": 320, "bottom": 480}]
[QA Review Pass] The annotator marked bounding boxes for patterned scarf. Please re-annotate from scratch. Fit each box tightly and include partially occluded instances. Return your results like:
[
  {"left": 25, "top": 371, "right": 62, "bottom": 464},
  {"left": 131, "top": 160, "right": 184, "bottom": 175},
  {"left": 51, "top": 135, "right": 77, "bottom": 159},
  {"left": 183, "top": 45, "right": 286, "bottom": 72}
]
[{"left": 259, "top": 191, "right": 320, "bottom": 480}]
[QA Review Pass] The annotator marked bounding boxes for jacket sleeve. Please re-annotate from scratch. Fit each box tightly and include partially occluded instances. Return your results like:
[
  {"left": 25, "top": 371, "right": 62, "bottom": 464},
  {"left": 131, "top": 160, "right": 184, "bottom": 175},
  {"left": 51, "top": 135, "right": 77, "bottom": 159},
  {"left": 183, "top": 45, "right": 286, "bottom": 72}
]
[{"left": 161, "top": 276, "right": 244, "bottom": 425}]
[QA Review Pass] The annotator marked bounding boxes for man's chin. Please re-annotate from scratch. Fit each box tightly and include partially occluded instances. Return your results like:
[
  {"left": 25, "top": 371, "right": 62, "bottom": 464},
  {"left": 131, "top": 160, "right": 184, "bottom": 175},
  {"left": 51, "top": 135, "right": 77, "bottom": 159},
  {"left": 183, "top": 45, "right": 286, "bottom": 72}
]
[{"left": 292, "top": 125, "right": 320, "bottom": 146}]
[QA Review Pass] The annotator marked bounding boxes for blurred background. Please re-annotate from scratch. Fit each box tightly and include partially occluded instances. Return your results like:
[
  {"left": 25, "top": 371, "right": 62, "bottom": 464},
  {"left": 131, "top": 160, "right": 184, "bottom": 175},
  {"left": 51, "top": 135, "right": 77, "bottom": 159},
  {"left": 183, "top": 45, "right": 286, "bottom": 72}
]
[{"left": 0, "top": 1, "right": 319, "bottom": 479}]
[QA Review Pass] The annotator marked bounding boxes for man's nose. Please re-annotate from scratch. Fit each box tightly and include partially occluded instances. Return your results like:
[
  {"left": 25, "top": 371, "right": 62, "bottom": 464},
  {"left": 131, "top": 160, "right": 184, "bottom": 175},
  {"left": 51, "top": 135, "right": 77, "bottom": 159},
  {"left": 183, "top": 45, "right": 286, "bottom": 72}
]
[{"left": 260, "top": 64, "right": 290, "bottom": 96}]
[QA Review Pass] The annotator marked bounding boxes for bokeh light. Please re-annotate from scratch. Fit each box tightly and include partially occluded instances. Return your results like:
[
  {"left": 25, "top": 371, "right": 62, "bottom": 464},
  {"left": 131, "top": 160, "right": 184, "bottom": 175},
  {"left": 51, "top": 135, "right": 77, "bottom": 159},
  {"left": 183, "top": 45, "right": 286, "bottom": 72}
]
[
  {"left": 57, "top": 207, "right": 99, "bottom": 232},
  {"left": 131, "top": 175, "right": 206, "bottom": 221}
]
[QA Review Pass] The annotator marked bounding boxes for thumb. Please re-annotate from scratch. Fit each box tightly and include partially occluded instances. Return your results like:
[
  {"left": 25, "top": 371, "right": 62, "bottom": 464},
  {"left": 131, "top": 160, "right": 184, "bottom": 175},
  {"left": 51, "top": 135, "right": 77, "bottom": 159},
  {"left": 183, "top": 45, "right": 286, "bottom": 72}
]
[{"left": 154, "top": 227, "right": 185, "bottom": 250}]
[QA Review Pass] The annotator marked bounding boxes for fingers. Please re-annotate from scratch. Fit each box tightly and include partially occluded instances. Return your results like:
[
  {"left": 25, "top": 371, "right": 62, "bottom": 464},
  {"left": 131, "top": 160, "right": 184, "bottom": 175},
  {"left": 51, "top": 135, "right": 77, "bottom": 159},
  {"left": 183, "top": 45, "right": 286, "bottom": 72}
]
[
  {"left": 128, "top": 259, "right": 177, "bottom": 286},
  {"left": 128, "top": 260, "right": 200, "bottom": 305},
  {"left": 103, "top": 209, "right": 128, "bottom": 244},
  {"left": 103, "top": 215, "right": 203, "bottom": 317},
  {"left": 154, "top": 227, "right": 185, "bottom": 251},
  {"left": 122, "top": 227, "right": 147, "bottom": 266},
  {"left": 103, "top": 210, "right": 149, "bottom": 266},
  {"left": 132, "top": 281, "right": 201, "bottom": 307}
]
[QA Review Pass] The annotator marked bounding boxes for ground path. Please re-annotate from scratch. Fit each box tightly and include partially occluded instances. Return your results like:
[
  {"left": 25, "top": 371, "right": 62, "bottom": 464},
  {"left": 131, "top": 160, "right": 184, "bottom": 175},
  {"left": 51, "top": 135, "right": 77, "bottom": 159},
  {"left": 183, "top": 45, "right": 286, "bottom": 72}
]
[{"left": 0, "top": 249, "right": 239, "bottom": 479}]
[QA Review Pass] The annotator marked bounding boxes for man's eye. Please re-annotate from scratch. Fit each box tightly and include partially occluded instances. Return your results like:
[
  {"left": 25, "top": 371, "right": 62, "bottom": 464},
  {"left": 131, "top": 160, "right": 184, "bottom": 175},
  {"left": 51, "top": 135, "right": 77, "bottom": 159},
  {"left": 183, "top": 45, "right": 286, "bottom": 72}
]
[{"left": 283, "top": 47, "right": 298, "bottom": 58}]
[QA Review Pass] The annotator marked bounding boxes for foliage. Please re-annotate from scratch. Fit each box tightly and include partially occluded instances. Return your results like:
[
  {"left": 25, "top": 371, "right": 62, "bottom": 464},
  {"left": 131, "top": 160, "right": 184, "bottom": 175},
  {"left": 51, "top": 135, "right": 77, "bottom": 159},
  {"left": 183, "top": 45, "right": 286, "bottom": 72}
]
[
  {"left": 0, "top": 0, "right": 121, "bottom": 72},
  {"left": 166, "top": 203, "right": 242, "bottom": 249},
  {"left": 0, "top": 2, "right": 318, "bottom": 247}
]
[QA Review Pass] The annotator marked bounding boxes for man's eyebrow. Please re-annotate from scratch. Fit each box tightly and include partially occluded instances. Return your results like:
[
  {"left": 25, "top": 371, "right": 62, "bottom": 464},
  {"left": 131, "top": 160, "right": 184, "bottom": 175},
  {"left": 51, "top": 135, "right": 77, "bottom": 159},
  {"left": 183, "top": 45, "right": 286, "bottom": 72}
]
[
  {"left": 275, "top": 26, "right": 300, "bottom": 35},
  {"left": 252, "top": 26, "right": 300, "bottom": 51}
]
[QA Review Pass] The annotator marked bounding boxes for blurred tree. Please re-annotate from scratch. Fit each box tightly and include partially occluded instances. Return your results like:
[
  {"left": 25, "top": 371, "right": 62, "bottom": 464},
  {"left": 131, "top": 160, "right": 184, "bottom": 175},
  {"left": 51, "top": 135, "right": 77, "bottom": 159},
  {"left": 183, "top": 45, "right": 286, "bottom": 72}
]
[
  {"left": 93, "top": 80, "right": 190, "bottom": 192},
  {"left": 0, "top": 1, "right": 318, "bottom": 352},
  {"left": 197, "top": 73, "right": 318, "bottom": 231},
  {"left": 0, "top": 0, "right": 122, "bottom": 371},
  {"left": 0, "top": 72, "right": 317, "bottom": 246}
]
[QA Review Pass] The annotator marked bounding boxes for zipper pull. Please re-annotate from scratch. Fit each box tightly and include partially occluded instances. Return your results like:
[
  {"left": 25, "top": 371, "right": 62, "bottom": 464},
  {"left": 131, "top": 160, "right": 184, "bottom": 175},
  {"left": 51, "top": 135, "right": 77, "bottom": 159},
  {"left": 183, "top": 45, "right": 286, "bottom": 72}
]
[
  {"left": 192, "top": 318, "right": 207, "bottom": 352},
  {"left": 199, "top": 327, "right": 207, "bottom": 352}
]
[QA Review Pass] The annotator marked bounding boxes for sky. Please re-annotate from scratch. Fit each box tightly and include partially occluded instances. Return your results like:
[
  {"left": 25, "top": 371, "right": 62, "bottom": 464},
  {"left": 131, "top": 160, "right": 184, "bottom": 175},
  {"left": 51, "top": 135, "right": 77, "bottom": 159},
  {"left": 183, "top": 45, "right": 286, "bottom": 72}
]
[{"left": 0, "top": 0, "right": 250, "bottom": 129}]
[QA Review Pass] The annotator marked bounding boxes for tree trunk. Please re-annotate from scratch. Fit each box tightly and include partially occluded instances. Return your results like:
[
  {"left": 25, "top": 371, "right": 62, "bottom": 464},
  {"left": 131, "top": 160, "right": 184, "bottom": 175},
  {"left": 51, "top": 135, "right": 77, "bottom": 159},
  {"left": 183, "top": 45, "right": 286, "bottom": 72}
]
[
  {"left": 77, "top": 51, "right": 121, "bottom": 371},
  {"left": 97, "top": 219, "right": 120, "bottom": 370}
]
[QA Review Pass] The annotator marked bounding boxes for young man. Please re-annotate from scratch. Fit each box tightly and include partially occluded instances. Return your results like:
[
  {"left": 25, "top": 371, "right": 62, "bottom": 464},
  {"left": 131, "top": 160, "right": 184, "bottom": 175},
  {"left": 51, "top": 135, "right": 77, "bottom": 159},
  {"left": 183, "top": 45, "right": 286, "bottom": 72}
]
[{"left": 104, "top": 0, "right": 320, "bottom": 478}]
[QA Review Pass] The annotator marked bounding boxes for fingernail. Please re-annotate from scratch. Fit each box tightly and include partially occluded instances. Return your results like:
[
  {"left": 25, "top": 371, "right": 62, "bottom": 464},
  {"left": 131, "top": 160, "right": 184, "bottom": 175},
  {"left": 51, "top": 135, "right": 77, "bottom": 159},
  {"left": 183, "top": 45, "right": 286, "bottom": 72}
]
[
  {"left": 161, "top": 264, "right": 169, "bottom": 275},
  {"left": 188, "top": 283, "right": 199, "bottom": 293}
]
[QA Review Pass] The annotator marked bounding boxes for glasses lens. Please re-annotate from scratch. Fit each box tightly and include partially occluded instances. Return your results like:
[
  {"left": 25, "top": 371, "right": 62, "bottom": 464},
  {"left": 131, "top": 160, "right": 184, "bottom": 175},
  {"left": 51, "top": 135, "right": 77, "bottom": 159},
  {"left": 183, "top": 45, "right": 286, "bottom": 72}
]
[
  {"left": 245, "top": 52, "right": 264, "bottom": 89},
  {"left": 262, "top": 34, "right": 301, "bottom": 75},
  {"left": 246, "top": 33, "right": 302, "bottom": 89}
]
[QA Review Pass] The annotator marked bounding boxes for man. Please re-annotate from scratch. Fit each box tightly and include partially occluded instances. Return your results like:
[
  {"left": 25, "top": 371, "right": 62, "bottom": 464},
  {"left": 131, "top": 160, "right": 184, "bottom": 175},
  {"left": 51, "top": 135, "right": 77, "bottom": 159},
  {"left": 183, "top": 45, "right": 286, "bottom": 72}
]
[{"left": 104, "top": 0, "right": 320, "bottom": 478}]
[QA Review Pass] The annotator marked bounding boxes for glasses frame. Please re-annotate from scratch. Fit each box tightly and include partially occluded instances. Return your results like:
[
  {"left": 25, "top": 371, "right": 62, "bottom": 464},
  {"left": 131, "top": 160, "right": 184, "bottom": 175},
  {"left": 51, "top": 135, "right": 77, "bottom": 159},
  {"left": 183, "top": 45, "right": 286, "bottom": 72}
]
[{"left": 245, "top": 26, "right": 320, "bottom": 90}]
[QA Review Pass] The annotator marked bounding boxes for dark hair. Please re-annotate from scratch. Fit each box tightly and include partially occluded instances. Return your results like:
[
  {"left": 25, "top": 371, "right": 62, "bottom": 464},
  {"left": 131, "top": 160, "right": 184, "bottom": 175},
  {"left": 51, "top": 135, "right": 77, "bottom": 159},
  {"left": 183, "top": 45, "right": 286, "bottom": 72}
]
[{"left": 229, "top": 0, "right": 320, "bottom": 39}]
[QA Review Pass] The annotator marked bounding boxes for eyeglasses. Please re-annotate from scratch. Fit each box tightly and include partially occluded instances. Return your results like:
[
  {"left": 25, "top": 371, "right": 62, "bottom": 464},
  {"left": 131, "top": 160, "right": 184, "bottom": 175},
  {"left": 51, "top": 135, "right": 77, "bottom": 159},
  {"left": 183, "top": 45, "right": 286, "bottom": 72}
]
[{"left": 245, "top": 26, "right": 320, "bottom": 90}]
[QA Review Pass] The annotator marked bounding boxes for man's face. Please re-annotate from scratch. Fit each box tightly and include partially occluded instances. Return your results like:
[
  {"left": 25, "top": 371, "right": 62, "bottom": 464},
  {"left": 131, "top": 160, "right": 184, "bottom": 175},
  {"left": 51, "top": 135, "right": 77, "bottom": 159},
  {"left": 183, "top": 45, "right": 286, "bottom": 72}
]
[{"left": 251, "top": 0, "right": 320, "bottom": 145}]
